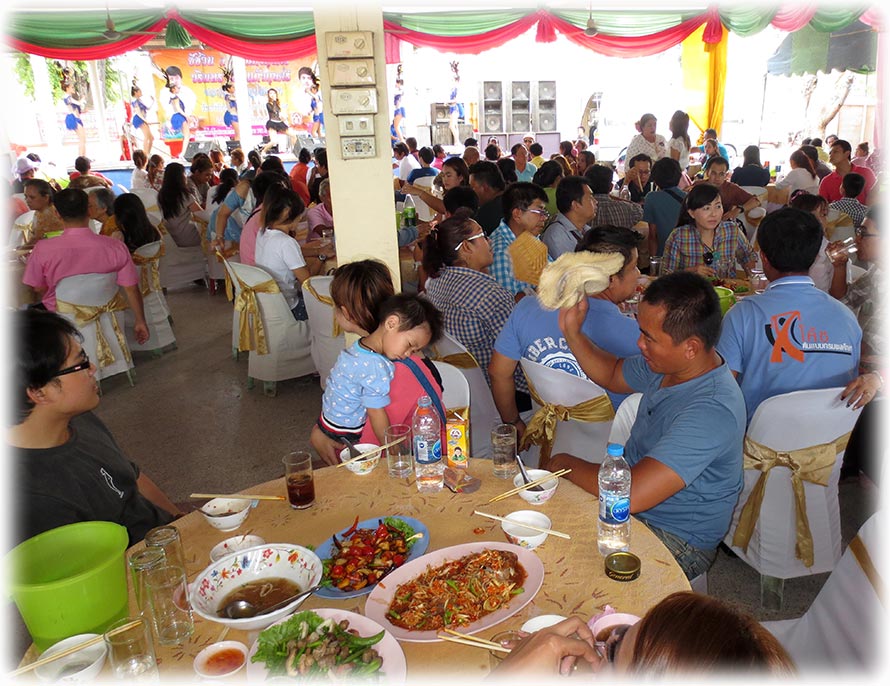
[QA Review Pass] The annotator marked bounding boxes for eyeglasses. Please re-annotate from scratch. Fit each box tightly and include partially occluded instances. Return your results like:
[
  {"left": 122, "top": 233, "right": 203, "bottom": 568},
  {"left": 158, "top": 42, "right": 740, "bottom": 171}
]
[
  {"left": 455, "top": 231, "right": 487, "bottom": 251},
  {"left": 53, "top": 353, "right": 92, "bottom": 378},
  {"left": 526, "top": 208, "right": 550, "bottom": 220},
  {"left": 703, "top": 251, "right": 714, "bottom": 265},
  {"left": 856, "top": 228, "right": 879, "bottom": 238},
  {"left": 603, "top": 624, "right": 632, "bottom": 664}
]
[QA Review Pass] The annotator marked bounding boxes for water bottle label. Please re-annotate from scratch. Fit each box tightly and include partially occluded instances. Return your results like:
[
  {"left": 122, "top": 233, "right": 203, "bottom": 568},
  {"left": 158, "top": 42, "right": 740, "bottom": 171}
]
[
  {"left": 599, "top": 494, "right": 630, "bottom": 524},
  {"left": 415, "top": 437, "right": 441, "bottom": 464}
]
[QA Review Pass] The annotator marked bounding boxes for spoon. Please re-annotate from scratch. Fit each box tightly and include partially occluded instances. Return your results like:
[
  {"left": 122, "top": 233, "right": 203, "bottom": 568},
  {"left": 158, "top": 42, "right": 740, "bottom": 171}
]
[
  {"left": 340, "top": 437, "right": 362, "bottom": 459},
  {"left": 515, "top": 454, "right": 544, "bottom": 491},
  {"left": 222, "top": 583, "right": 323, "bottom": 619}
]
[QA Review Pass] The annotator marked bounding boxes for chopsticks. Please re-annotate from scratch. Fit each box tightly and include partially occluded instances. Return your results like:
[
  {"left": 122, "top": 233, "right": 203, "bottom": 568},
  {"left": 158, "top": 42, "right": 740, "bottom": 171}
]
[
  {"left": 189, "top": 493, "right": 286, "bottom": 501},
  {"left": 10, "top": 619, "right": 143, "bottom": 677},
  {"left": 487, "top": 469, "right": 572, "bottom": 503},
  {"left": 473, "top": 511, "right": 571, "bottom": 540},
  {"left": 335, "top": 438, "right": 404, "bottom": 468},
  {"left": 437, "top": 629, "right": 511, "bottom": 653}
]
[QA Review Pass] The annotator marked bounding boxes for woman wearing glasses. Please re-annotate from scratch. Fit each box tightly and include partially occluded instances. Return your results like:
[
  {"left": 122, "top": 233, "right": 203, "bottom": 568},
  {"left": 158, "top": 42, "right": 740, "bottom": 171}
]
[
  {"left": 492, "top": 592, "right": 793, "bottom": 676},
  {"left": 662, "top": 184, "right": 756, "bottom": 279},
  {"left": 422, "top": 209, "right": 515, "bottom": 387}
]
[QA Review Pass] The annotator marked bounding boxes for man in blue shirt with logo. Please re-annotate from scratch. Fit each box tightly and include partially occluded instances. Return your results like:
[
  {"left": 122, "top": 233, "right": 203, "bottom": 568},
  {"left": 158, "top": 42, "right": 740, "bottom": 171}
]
[
  {"left": 717, "top": 207, "right": 861, "bottom": 424},
  {"left": 551, "top": 272, "right": 746, "bottom": 580}
]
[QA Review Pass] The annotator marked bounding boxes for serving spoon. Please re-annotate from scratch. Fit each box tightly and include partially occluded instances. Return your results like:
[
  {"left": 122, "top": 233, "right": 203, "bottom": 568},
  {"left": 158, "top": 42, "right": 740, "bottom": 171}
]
[
  {"left": 222, "top": 583, "right": 323, "bottom": 619},
  {"left": 515, "top": 454, "right": 544, "bottom": 491}
]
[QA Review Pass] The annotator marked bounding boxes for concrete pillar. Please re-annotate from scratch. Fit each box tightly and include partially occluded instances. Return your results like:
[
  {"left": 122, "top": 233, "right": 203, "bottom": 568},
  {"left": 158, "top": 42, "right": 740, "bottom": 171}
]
[{"left": 312, "top": 3, "right": 402, "bottom": 289}]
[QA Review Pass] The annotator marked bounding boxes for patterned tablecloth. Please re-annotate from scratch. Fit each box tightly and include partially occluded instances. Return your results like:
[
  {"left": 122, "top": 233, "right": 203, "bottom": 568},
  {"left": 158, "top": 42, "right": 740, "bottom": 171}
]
[{"left": 22, "top": 461, "right": 689, "bottom": 681}]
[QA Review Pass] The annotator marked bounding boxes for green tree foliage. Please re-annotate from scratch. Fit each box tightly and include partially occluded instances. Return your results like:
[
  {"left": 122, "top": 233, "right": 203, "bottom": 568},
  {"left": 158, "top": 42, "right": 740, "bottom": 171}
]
[{"left": 13, "top": 53, "right": 122, "bottom": 105}]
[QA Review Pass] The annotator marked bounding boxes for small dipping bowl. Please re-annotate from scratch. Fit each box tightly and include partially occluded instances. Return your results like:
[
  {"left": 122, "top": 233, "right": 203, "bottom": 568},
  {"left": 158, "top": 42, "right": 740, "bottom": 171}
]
[
  {"left": 521, "top": 614, "right": 567, "bottom": 633},
  {"left": 209, "top": 535, "right": 266, "bottom": 563},
  {"left": 34, "top": 633, "right": 107, "bottom": 683},
  {"left": 338, "top": 443, "right": 381, "bottom": 476},
  {"left": 589, "top": 612, "right": 641, "bottom": 659},
  {"left": 200, "top": 498, "right": 252, "bottom": 532},
  {"left": 193, "top": 640, "right": 248, "bottom": 679},
  {"left": 512, "top": 469, "right": 558, "bottom": 505},
  {"left": 501, "top": 510, "right": 551, "bottom": 549}
]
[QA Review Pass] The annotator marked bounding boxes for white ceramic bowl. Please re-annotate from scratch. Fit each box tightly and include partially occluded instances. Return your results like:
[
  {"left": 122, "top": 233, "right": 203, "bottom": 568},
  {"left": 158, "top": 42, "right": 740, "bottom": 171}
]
[
  {"left": 521, "top": 614, "right": 568, "bottom": 633},
  {"left": 338, "top": 443, "right": 381, "bottom": 476},
  {"left": 501, "top": 510, "right": 551, "bottom": 549},
  {"left": 34, "top": 633, "right": 106, "bottom": 683},
  {"left": 746, "top": 206, "right": 766, "bottom": 220},
  {"left": 513, "top": 469, "right": 559, "bottom": 505},
  {"left": 189, "top": 544, "right": 323, "bottom": 632},
  {"left": 200, "top": 498, "right": 252, "bottom": 532},
  {"left": 210, "top": 535, "right": 266, "bottom": 562},
  {"left": 193, "top": 640, "right": 248, "bottom": 679}
]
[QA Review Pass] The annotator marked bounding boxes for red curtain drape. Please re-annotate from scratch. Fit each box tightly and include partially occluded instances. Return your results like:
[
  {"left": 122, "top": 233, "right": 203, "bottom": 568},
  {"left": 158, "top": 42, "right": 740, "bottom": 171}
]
[
  {"left": 548, "top": 13, "right": 707, "bottom": 58},
  {"left": 381, "top": 14, "right": 541, "bottom": 54},
  {"left": 7, "top": 19, "right": 167, "bottom": 60}
]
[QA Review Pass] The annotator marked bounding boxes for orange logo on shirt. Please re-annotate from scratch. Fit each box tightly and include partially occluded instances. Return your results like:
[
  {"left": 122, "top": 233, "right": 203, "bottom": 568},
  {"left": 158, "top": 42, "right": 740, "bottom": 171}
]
[{"left": 767, "top": 311, "right": 805, "bottom": 363}]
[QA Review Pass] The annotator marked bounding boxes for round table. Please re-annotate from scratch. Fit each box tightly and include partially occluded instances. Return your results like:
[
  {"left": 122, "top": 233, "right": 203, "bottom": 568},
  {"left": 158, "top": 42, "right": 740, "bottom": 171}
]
[{"left": 25, "top": 461, "right": 690, "bottom": 680}]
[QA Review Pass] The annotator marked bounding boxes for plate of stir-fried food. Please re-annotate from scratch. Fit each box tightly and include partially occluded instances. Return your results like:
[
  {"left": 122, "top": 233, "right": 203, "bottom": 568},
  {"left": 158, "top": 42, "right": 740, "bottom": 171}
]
[
  {"left": 314, "top": 516, "right": 429, "bottom": 600},
  {"left": 247, "top": 608, "right": 406, "bottom": 682},
  {"left": 364, "top": 542, "right": 544, "bottom": 642}
]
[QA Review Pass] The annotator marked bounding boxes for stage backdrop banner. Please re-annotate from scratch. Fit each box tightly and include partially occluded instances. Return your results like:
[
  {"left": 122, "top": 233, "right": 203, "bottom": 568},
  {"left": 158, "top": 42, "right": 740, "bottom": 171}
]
[{"left": 148, "top": 49, "right": 319, "bottom": 140}]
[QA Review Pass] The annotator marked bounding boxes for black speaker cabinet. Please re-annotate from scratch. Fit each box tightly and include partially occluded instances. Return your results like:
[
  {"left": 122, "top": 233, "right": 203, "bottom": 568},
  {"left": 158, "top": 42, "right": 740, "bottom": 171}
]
[
  {"left": 483, "top": 113, "right": 504, "bottom": 134},
  {"left": 512, "top": 113, "right": 530, "bottom": 133},
  {"left": 430, "top": 102, "right": 449, "bottom": 124},
  {"left": 183, "top": 140, "right": 212, "bottom": 161},
  {"left": 483, "top": 81, "right": 502, "bottom": 101},
  {"left": 538, "top": 111, "right": 557, "bottom": 132},
  {"left": 538, "top": 80, "right": 556, "bottom": 101},
  {"left": 225, "top": 140, "right": 242, "bottom": 153}
]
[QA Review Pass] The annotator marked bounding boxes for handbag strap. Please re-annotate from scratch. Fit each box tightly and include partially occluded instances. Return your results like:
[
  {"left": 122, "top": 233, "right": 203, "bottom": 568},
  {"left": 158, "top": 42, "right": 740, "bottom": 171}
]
[
  {"left": 664, "top": 188, "right": 685, "bottom": 204},
  {"left": 396, "top": 357, "right": 446, "bottom": 424}
]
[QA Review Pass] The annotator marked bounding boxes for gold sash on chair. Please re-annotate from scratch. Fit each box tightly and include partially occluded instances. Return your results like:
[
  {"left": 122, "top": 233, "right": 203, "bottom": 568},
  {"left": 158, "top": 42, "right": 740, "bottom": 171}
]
[
  {"left": 732, "top": 432, "right": 851, "bottom": 568},
  {"left": 56, "top": 290, "right": 132, "bottom": 368},
  {"left": 302, "top": 279, "right": 341, "bottom": 337},
  {"left": 519, "top": 377, "right": 615, "bottom": 468},
  {"left": 131, "top": 243, "right": 165, "bottom": 296},
  {"left": 230, "top": 272, "right": 280, "bottom": 355},
  {"left": 430, "top": 348, "right": 479, "bottom": 369}
]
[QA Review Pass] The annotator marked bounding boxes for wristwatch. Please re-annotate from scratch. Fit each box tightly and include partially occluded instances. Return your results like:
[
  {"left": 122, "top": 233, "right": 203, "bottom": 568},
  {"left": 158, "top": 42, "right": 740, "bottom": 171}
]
[{"left": 317, "top": 253, "right": 328, "bottom": 263}]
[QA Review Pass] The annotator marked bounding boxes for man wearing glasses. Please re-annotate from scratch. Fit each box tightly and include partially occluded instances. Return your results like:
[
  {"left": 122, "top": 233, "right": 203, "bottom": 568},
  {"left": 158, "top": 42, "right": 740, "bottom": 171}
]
[
  {"left": 718, "top": 208, "right": 861, "bottom": 424},
  {"left": 488, "top": 182, "right": 551, "bottom": 300},
  {"left": 9, "top": 310, "right": 182, "bottom": 547}
]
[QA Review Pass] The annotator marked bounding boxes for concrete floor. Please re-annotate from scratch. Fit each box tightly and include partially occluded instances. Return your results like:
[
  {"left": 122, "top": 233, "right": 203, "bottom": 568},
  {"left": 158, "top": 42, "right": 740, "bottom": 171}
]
[{"left": 8, "top": 283, "right": 880, "bottom": 663}]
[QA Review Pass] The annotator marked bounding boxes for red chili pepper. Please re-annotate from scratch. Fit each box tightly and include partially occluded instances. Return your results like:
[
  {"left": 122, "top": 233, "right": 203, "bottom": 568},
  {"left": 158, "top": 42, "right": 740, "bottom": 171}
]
[{"left": 343, "top": 515, "right": 360, "bottom": 537}]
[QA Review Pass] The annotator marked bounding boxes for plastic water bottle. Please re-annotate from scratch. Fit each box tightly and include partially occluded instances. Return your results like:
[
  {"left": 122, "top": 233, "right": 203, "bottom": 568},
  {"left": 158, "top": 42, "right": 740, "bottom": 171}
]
[
  {"left": 598, "top": 443, "right": 631, "bottom": 555},
  {"left": 618, "top": 183, "right": 631, "bottom": 201},
  {"left": 412, "top": 395, "right": 443, "bottom": 492},
  {"left": 403, "top": 195, "right": 417, "bottom": 228}
]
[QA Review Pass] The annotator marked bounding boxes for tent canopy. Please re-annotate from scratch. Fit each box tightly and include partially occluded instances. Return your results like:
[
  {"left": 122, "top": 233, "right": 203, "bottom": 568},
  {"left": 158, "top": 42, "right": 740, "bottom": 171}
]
[{"left": 767, "top": 20, "right": 878, "bottom": 76}]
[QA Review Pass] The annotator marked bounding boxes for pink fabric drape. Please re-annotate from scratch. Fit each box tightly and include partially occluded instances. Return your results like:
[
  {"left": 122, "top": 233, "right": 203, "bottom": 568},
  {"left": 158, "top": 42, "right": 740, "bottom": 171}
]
[
  {"left": 770, "top": 6, "right": 819, "bottom": 31},
  {"left": 381, "top": 14, "right": 541, "bottom": 54}
]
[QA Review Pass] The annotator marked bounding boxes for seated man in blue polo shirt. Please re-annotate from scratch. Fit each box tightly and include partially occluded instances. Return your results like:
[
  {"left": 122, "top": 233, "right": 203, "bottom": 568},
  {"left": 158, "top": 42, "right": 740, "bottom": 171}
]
[
  {"left": 717, "top": 207, "right": 861, "bottom": 424},
  {"left": 551, "top": 272, "right": 746, "bottom": 580}
]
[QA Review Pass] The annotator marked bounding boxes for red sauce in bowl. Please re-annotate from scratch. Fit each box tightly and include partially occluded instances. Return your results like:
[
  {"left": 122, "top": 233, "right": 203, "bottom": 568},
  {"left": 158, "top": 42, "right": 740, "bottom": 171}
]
[{"left": 202, "top": 647, "right": 245, "bottom": 676}]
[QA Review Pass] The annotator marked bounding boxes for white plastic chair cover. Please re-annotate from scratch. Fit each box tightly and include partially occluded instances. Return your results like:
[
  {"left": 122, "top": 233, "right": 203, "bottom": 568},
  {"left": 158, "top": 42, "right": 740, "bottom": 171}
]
[
  {"left": 607, "top": 393, "right": 643, "bottom": 446},
  {"left": 431, "top": 360, "right": 470, "bottom": 411},
  {"left": 126, "top": 241, "right": 175, "bottom": 352},
  {"left": 301, "top": 275, "right": 345, "bottom": 390},
  {"left": 519, "top": 358, "right": 614, "bottom": 464},
  {"left": 130, "top": 188, "right": 162, "bottom": 226},
  {"left": 428, "top": 331, "right": 499, "bottom": 458},
  {"left": 762, "top": 512, "right": 882, "bottom": 672},
  {"left": 228, "top": 261, "right": 315, "bottom": 387},
  {"left": 412, "top": 175, "right": 437, "bottom": 222},
  {"left": 9, "top": 210, "right": 35, "bottom": 248},
  {"left": 723, "top": 387, "right": 862, "bottom": 581},
  {"left": 55, "top": 272, "right": 134, "bottom": 383},
  {"left": 159, "top": 232, "right": 206, "bottom": 290}
]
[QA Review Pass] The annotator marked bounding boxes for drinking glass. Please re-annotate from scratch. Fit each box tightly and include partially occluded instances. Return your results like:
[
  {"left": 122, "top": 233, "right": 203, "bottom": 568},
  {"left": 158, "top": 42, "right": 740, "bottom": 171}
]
[
  {"left": 144, "top": 564, "right": 194, "bottom": 646},
  {"left": 385, "top": 424, "right": 412, "bottom": 478},
  {"left": 826, "top": 236, "right": 858, "bottom": 262},
  {"left": 320, "top": 228, "right": 333, "bottom": 246},
  {"left": 143, "top": 525, "right": 185, "bottom": 573},
  {"left": 104, "top": 617, "right": 160, "bottom": 683},
  {"left": 648, "top": 256, "right": 662, "bottom": 277},
  {"left": 283, "top": 451, "right": 315, "bottom": 509},
  {"left": 128, "top": 547, "right": 166, "bottom": 618},
  {"left": 749, "top": 269, "right": 768, "bottom": 294},
  {"left": 491, "top": 424, "right": 518, "bottom": 479},
  {"left": 488, "top": 630, "right": 523, "bottom": 671}
]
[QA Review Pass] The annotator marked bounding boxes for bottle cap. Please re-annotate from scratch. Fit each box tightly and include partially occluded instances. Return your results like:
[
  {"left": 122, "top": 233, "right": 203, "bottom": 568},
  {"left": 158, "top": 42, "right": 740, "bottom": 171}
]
[
  {"left": 604, "top": 551, "right": 640, "bottom": 582},
  {"left": 606, "top": 443, "right": 624, "bottom": 456}
]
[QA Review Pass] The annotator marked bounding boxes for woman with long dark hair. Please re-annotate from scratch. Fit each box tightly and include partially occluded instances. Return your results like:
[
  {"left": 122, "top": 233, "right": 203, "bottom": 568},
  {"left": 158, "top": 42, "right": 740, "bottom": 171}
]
[
  {"left": 403, "top": 156, "right": 470, "bottom": 218},
  {"left": 775, "top": 149, "right": 820, "bottom": 196},
  {"left": 157, "top": 162, "right": 203, "bottom": 247},
  {"left": 731, "top": 145, "right": 770, "bottom": 187},
  {"left": 114, "top": 193, "right": 161, "bottom": 253}
]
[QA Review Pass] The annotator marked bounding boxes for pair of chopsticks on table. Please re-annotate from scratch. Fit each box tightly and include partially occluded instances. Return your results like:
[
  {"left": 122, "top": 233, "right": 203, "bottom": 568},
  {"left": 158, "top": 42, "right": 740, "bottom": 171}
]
[
  {"left": 335, "top": 437, "right": 405, "bottom": 469},
  {"left": 437, "top": 628, "right": 512, "bottom": 653},
  {"left": 473, "top": 511, "right": 571, "bottom": 539},
  {"left": 190, "top": 493, "right": 286, "bottom": 501},
  {"left": 487, "top": 468, "right": 571, "bottom": 503},
  {"left": 10, "top": 619, "right": 144, "bottom": 677}
]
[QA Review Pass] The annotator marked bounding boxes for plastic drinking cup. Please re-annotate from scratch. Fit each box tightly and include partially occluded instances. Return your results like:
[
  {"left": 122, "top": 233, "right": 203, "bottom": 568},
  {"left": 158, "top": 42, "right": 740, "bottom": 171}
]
[
  {"left": 649, "top": 256, "right": 662, "bottom": 277},
  {"left": 491, "top": 424, "right": 518, "bottom": 479},
  {"left": 488, "top": 630, "right": 523, "bottom": 670},
  {"left": 283, "top": 452, "right": 315, "bottom": 509},
  {"left": 385, "top": 424, "right": 412, "bottom": 478}
]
